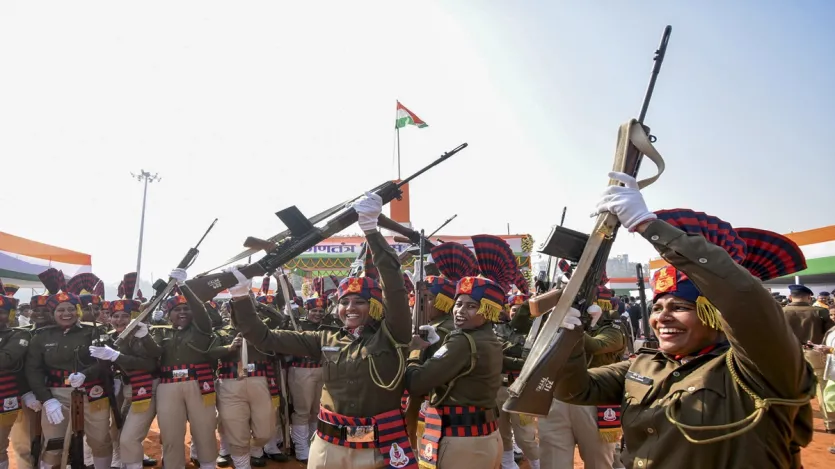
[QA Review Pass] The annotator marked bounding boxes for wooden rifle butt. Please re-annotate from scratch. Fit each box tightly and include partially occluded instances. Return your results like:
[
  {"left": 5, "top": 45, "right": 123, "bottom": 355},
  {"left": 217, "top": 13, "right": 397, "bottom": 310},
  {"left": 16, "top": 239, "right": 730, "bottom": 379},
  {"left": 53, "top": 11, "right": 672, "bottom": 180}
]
[
  {"left": 529, "top": 289, "right": 561, "bottom": 317},
  {"left": 186, "top": 263, "right": 264, "bottom": 302},
  {"left": 243, "top": 236, "right": 277, "bottom": 252}
]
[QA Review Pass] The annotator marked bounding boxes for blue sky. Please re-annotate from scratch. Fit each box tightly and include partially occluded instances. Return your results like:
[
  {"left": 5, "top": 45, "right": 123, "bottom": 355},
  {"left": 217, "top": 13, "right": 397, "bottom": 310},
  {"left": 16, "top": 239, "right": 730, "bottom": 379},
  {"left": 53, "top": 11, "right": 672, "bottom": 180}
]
[{"left": 1, "top": 1, "right": 832, "bottom": 286}]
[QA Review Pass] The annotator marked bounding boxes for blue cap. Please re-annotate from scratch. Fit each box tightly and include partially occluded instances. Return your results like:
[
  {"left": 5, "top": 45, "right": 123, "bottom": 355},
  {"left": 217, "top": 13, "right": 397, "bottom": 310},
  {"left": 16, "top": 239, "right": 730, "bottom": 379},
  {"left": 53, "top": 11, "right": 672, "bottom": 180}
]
[
  {"left": 819, "top": 291, "right": 831, "bottom": 297},
  {"left": 788, "top": 284, "right": 814, "bottom": 296}
]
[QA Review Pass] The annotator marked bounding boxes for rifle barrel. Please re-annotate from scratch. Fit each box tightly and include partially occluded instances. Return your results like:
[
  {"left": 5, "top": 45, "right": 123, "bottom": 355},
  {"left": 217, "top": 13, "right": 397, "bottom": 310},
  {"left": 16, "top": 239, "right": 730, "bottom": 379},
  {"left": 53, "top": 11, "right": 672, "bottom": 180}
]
[
  {"left": 638, "top": 25, "right": 672, "bottom": 124},
  {"left": 397, "top": 143, "right": 467, "bottom": 187}
]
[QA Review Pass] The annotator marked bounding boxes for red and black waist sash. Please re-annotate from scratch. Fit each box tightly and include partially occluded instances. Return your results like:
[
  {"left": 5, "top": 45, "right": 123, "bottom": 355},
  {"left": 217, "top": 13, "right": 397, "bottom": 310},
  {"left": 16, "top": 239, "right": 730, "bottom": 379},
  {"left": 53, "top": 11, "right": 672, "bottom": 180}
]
[
  {"left": 419, "top": 405, "right": 499, "bottom": 468},
  {"left": 317, "top": 406, "right": 417, "bottom": 468},
  {"left": 126, "top": 370, "right": 157, "bottom": 411},
  {"left": 289, "top": 357, "right": 322, "bottom": 368},
  {"left": 46, "top": 369, "right": 108, "bottom": 405},
  {"left": 159, "top": 363, "right": 215, "bottom": 398},
  {"left": 216, "top": 361, "right": 281, "bottom": 401},
  {"left": 0, "top": 372, "right": 21, "bottom": 417}
]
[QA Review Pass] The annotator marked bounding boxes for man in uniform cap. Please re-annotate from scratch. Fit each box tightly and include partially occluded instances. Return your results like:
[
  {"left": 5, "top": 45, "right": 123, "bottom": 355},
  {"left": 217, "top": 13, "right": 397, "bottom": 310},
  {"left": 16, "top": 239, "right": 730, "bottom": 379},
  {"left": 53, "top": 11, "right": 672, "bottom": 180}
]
[
  {"left": 815, "top": 291, "right": 833, "bottom": 309},
  {"left": 785, "top": 283, "right": 835, "bottom": 433}
]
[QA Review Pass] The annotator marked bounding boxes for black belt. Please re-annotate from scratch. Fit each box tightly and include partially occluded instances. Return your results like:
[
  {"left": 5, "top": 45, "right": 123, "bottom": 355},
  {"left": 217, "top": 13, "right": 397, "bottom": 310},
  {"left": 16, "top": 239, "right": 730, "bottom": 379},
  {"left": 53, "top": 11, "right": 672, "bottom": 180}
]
[
  {"left": 441, "top": 408, "right": 499, "bottom": 427},
  {"left": 317, "top": 419, "right": 377, "bottom": 444},
  {"left": 217, "top": 363, "right": 270, "bottom": 378},
  {"left": 160, "top": 368, "right": 198, "bottom": 380}
]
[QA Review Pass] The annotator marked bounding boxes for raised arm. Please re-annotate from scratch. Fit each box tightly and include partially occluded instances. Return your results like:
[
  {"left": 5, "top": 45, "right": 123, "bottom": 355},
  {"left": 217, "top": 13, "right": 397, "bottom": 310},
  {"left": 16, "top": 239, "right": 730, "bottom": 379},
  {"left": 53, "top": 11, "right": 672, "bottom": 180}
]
[
  {"left": 583, "top": 326, "right": 625, "bottom": 357},
  {"left": 231, "top": 295, "right": 322, "bottom": 360},
  {"left": 640, "top": 220, "right": 807, "bottom": 397},
  {"left": 182, "top": 283, "right": 212, "bottom": 334},
  {"left": 366, "top": 230, "right": 411, "bottom": 344},
  {"left": 553, "top": 338, "right": 631, "bottom": 405}
]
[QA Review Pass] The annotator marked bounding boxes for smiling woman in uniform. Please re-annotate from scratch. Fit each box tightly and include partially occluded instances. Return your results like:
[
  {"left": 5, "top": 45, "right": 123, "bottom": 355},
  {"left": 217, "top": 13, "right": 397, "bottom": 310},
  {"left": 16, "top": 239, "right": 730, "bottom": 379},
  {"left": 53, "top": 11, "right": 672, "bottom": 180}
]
[{"left": 551, "top": 172, "right": 815, "bottom": 469}]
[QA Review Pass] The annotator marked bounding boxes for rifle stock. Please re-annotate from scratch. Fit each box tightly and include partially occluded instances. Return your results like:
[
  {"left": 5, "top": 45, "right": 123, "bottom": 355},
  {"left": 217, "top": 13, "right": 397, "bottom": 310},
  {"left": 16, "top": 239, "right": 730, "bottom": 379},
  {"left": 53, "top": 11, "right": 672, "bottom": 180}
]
[
  {"left": 186, "top": 144, "right": 467, "bottom": 301},
  {"left": 502, "top": 26, "right": 671, "bottom": 417}
]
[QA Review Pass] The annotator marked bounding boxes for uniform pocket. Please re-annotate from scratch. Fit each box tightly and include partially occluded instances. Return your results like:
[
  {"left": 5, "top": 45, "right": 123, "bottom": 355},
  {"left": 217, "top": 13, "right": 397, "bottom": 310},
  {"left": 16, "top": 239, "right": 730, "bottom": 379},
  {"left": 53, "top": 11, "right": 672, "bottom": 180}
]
[{"left": 670, "top": 372, "right": 727, "bottom": 426}]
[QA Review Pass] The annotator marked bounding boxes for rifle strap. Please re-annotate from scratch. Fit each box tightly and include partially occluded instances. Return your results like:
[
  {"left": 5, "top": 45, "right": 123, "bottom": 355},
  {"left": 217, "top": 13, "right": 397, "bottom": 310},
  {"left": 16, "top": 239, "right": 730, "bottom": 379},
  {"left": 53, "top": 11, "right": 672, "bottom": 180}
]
[
  {"left": 614, "top": 119, "right": 666, "bottom": 189},
  {"left": 60, "top": 402, "right": 73, "bottom": 469}
]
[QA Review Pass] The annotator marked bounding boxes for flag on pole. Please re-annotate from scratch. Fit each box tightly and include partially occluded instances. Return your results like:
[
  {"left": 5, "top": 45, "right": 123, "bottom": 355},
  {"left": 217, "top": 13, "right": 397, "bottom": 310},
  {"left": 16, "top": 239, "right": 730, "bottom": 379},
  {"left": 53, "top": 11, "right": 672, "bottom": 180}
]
[{"left": 395, "top": 101, "right": 428, "bottom": 129}]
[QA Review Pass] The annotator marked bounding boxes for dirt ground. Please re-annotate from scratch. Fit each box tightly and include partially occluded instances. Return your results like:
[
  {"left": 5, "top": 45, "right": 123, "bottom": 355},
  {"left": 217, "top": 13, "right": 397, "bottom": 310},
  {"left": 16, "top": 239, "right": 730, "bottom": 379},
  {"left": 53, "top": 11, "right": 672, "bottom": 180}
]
[{"left": 10, "top": 402, "right": 834, "bottom": 468}]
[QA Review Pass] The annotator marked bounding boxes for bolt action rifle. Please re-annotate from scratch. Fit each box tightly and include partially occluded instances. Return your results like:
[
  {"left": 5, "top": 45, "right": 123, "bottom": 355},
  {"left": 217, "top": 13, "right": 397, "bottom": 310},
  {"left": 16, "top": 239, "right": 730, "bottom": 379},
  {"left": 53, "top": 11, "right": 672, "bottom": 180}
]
[
  {"left": 185, "top": 143, "right": 467, "bottom": 301},
  {"left": 115, "top": 219, "right": 218, "bottom": 347},
  {"left": 502, "top": 26, "right": 672, "bottom": 417}
]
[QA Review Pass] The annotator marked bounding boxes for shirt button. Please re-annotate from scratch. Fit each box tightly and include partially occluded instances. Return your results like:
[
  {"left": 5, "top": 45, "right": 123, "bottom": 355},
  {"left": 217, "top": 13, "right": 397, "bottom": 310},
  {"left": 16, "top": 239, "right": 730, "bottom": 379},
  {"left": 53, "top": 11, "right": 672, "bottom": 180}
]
[
  {"left": 650, "top": 235, "right": 659, "bottom": 241},
  {"left": 687, "top": 386, "right": 696, "bottom": 392},
  {"left": 698, "top": 258, "right": 708, "bottom": 264},
  {"left": 637, "top": 461, "right": 644, "bottom": 467},
  {"left": 673, "top": 371, "right": 680, "bottom": 377},
  {"left": 647, "top": 428, "right": 655, "bottom": 434}
]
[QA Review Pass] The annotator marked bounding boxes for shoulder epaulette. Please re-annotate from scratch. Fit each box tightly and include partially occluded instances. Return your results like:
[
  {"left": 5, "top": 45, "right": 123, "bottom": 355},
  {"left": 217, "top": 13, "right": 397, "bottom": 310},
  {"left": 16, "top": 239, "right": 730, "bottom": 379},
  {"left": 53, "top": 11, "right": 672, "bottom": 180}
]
[
  {"left": 635, "top": 346, "right": 659, "bottom": 355},
  {"left": 151, "top": 324, "right": 173, "bottom": 330},
  {"left": 36, "top": 325, "right": 59, "bottom": 332},
  {"left": 317, "top": 324, "right": 341, "bottom": 332}
]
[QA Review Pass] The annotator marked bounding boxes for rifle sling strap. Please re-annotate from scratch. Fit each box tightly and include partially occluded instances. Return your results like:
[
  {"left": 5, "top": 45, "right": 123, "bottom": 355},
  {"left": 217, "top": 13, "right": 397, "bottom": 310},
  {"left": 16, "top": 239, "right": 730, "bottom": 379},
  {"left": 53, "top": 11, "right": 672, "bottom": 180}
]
[{"left": 615, "top": 119, "right": 666, "bottom": 190}]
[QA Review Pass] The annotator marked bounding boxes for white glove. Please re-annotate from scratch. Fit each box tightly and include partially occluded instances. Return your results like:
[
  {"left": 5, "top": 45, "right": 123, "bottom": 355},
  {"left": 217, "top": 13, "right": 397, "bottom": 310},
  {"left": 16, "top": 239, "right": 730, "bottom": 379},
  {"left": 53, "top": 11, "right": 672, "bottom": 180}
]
[
  {"left": 587, "top": 304, "right": 603, "bottom": 328},
  {"left": 226, "top": 268, "right": 252, "bottom": 298},
  {"left": 352, "top": 192, "right": 383, "bottom": 232},
  {"left": 152, "top": 309, "right": 164, "bottom": 321},
  {"left": 169, "top": 268, "right": 188, "bottom": 284},
  {"left": 89, "top": 345, "right": 121, "bottom": 362},
  {"left": 594, "top": 172, "right": 657, "bottom": 232},
  {"left": 68, "top": 372, "right": 86, "bottom": 389},
  {"left": 134, "top": 322, "right": 149, "bottom": 338},
  {"left": 419, "top": 325, "right": 441, "bottom": 345},
  {"left": 43, "top": 398, "right": 64, "bottom": 425},
  {"left": 22, "top": 392, "right": 41, "bottom": 412},
  {"left": 560, "top": 308, "right": 583, "bottom": 330}
]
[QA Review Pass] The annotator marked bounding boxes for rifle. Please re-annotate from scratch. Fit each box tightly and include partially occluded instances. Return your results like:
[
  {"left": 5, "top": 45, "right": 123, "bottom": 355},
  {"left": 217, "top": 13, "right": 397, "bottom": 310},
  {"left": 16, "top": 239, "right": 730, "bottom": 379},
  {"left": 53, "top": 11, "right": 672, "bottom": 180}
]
[
  {"left": 30, "top": 400, "right": 43, "bottom": 467},
  {"left": 411, "top": 230, "right": 431, "bottom": 339},
  {"left": 503, "top": 26, "right": 671, "bottom": 416},
  {"left": 185, "top": 143, "right": 468, "bottom": 301},
  {"left": 428, "top": 214, "right": 457, "bottom": 238},
  {"left": 93, "top": 319, "right": 123, "bottom": 430},
  {"left": 114, "top": 219, "right": 217, "bottom": 347},
  {"left": 63, "top": 348, "right": 85, "bottom": 469},
  {"left": 274, "top": 271, "right": 298, "bottom": 456},
  {"left": 635, "top": 263, "right": 657, "bottom": 347}
]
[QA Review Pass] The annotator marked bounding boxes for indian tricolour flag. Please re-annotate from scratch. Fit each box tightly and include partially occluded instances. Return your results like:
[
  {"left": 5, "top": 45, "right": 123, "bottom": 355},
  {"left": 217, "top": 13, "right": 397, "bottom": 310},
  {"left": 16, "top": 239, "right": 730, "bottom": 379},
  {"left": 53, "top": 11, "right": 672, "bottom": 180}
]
[
  {"left": 395, "top": 101, "right": 428, "bottom": 129},
  {"left": 0, "top": 231, "right": 92, "bottom": 292}
]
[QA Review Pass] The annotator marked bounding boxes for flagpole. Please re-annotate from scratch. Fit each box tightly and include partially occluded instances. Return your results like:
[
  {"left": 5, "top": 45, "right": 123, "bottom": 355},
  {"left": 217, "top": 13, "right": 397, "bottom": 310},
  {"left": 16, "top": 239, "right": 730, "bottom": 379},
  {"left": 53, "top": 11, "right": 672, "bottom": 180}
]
[{"left": 396, "top": 126, "right": 401, "bottom": 180}]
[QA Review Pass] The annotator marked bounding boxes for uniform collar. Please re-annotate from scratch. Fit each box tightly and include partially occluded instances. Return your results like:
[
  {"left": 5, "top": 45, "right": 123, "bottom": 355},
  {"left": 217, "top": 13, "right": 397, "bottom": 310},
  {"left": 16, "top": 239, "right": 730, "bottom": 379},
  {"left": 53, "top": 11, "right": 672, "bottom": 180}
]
[
  {"left": 788, "top": 301, "right": 811, "bottom": 307},
  {"left": 652, "top": 341, "right": 729, "bottom": 364}
]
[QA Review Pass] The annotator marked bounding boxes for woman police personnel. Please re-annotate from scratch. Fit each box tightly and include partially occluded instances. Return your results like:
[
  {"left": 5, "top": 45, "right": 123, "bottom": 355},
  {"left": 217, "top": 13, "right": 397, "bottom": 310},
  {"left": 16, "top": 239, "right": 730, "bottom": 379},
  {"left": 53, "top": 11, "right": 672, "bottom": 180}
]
[{"left": 552, "top": 172, "right": 814, "bottom": 468}]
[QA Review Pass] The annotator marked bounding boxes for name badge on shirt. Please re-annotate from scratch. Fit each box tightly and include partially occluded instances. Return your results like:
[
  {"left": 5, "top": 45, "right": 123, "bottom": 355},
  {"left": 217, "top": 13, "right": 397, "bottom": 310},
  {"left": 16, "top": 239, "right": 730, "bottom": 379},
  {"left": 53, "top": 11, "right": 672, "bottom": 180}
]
[
  {"left": 321, "top": 346, "right": 341, "bottom": 352},
  {"left": 432, "top": 345, "right": 448, "bottom": 358},
  {"left": 625, "top": 371, "right": 653, "bottom": 386}
]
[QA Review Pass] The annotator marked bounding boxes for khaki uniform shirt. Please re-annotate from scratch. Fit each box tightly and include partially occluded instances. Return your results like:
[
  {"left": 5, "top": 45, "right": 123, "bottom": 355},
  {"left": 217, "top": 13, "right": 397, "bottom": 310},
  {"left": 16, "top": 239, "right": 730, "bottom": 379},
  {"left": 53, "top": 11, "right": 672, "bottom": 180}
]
[
  {"left": 405, "top": 322, "right": 503, "bottom": 409},
  {"left": 25, "top": 322, "right": 108, "bottom": 402},
  {"left": 583, "top": 320, "right": 626, "bottom": 369},
  {"left": 150, "top": 285, "right": 231, "bottom": 368},
  {"left": 783, "top": 302, "right": 835, "bottom": 345},
  {"left": 0, "top": 327, "right": 33, "bottom": 395},
  {"left": 231, "top": 231, "right": 412, "bottom": 417},
  {"left": 553, "top": 219, "right": 814, "bottom": 469},
  {"left": 111, "top": 332, "right": 162, "bottom": 373}
]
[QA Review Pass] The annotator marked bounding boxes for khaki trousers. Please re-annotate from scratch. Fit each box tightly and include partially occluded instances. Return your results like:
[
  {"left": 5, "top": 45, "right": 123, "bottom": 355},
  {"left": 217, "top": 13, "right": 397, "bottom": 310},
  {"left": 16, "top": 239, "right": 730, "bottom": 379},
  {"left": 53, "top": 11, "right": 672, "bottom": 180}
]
[
  {"left": 496, "top": 386, "right": 540, "bottom": 460},
  {"left": 120, "top": 380, "right": 159, "bottom": 464},
  {"left": 41, "top": 387, "right": 112, "bottom": 466},
  {"left": 438, "top": 430, "right": 502, "bottom": 468},
  {"left": 217, "top": 377, "right": 276, "bottom": 456},
  {"left": 156, "top": 380, "right": 217, "bottom": 468},
  {"left": 288, "top": 366, "right": 323, "bottom": 426},
  {"left": 805, "top": 349, "right": 833, "bottom": 430},
  {"left": 10, "top": 408, "right": 34, "bottom": 469},
  {"left": 308, "top": 434, "right": 386, "bottom": 468},
  {"left": 539, "top": 399, "right": 615, "bottom": 469}
]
